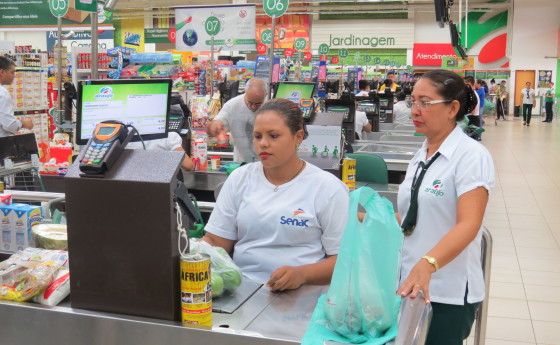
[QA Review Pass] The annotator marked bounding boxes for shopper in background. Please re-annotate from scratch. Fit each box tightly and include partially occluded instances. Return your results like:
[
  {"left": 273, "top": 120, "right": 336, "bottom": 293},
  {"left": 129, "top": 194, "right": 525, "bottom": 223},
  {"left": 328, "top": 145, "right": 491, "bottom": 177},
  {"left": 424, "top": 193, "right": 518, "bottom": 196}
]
[
  {"left": 495, "top": 80, "right": 507, "bottom": 122},
  {"left": 489, "top": 79, "right": 496, "bottom": 94},
  {"left": 379, "top": 71, "right": 400, "bottom": 92},
  {"left": 207, "top": 78, "right": 267, "bottom": 163},
  {"left": 0, "top": 56, "right": 33, "bottom": 137},
  {"left": 475, "top": 80, "right": 486, "bottom": 139},
  {"left": 521, "top": 81, "right": 536, "bottom": 126},
  {"left": 464, "top": 76, "right": 481, "bottom": 140},
  {"left": 396, "top": 69, "right": 495, "bottom": 345},
  {"left": 394, "top": 91, "right": 412, "bottom": 124},
  {"left": 543, "top": 82, "right": 555, "bottom": 123},
  {"left": 126, "top": 132, "right": 193, "bottom": 170},
  {"left": 355, "top": 80, "right": 370, "bottom": 96},
  {"left": 202, "top": 98, "right": 349, "bottom": 292}
]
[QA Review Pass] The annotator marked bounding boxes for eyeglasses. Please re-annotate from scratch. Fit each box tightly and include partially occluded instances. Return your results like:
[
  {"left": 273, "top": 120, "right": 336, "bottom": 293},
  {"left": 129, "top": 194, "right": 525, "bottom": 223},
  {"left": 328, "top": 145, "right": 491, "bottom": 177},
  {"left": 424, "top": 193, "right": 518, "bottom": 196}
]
[{"left": 405, "top": 99, "right": 453, "bottom": 109}]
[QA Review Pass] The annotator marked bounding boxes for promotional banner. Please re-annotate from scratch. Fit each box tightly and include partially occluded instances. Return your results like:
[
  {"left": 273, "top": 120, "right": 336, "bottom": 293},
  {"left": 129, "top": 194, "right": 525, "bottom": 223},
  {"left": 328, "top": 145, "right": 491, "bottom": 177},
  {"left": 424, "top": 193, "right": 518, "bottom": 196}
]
[
  {"left": 46, "top": 30, "right": 114, "bottom": 51},
  {"left": 175, "top": 5, "right": 256, "bottom": 52},
  {"left": 538, "top": 70, "right": 553, "bottom": 88},
  {"left": 256, "top": 14, "right": 311, "bottom": 53},
  {"left": 412, "top": 43, "right": 457, "bottom": 66},
  {"left": 0, "top": 0, "right": 112, "bottom": 28},
  {"left": 145, "top": 28, "right": 173, "bottom": 44},
  {"left": 441, "top": 56, "right": 475, "bottom": 70}
]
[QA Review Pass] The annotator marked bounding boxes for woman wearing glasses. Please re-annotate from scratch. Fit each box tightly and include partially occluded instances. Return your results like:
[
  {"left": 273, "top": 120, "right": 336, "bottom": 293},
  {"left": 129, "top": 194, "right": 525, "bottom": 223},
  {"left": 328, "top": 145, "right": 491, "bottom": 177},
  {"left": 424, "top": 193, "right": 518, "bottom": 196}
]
[{"left": 396, "top": 70, "right": 495, "bottom": 345}]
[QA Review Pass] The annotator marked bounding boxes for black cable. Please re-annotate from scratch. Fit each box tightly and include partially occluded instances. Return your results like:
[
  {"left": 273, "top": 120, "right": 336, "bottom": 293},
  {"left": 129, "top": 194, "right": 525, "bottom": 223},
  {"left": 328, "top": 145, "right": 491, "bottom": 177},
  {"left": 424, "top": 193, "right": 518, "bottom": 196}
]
[{"left": 126, "top": 124, "right": 146, "bottom": 150}]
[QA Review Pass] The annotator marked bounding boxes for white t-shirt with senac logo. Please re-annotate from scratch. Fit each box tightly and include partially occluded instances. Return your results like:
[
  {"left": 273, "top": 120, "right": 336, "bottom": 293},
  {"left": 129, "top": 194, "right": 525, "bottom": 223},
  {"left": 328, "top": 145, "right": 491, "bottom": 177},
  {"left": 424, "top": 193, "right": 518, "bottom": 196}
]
[
  {"left": 397, "top": 125, "right": 495, "bottom": 305},
  {"left": 205, "top": 162, "right": 349, "bottom": 283}
]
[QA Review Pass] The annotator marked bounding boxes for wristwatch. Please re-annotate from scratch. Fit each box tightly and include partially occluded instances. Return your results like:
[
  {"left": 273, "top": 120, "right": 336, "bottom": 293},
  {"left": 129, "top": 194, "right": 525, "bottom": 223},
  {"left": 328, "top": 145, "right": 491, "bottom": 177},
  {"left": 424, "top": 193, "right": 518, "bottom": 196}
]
[{"left": 422, "top": 256, "right": 440, "bottom": 271}]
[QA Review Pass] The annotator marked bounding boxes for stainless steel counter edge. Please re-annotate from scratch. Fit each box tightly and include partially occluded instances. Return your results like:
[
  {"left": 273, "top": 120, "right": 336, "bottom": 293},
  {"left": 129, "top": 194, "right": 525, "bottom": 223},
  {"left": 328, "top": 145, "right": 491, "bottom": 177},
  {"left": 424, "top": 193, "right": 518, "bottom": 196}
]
[{"left": 0, "top": 298, "right": 300, "bottom": 345}]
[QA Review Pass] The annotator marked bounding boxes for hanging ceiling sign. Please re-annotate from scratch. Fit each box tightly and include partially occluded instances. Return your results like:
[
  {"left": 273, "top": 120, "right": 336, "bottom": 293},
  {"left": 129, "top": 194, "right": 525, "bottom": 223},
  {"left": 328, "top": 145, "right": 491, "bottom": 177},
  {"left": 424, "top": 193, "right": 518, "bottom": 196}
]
[{"left": 175, "top": 5, "right": 256, "bottom": 51}]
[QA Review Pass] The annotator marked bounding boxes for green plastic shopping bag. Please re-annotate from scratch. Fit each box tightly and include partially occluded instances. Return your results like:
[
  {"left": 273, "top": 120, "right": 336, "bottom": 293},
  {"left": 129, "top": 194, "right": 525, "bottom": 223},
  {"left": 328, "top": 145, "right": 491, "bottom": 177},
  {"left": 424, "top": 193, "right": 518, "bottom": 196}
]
[{"left": 302, "top": 187, "right": 403, "bottom": 345}]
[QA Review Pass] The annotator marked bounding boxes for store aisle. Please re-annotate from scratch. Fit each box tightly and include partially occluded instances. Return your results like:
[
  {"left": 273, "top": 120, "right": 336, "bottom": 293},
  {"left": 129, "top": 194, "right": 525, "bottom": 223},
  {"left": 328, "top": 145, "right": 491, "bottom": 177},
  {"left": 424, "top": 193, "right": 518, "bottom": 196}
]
[{"left": 470, "top": 115, "right": 560, "bottom": 345}]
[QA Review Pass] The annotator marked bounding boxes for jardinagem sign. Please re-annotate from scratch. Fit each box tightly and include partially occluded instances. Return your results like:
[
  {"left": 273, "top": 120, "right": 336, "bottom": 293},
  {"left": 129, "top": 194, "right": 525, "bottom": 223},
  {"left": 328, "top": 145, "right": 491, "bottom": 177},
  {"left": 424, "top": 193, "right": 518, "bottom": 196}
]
[
  {"left": 329, "top": 34, "right": 396, "bottom": 48},
  {"left": 312, "top": 20, "right": 413, "bottom": 50}
]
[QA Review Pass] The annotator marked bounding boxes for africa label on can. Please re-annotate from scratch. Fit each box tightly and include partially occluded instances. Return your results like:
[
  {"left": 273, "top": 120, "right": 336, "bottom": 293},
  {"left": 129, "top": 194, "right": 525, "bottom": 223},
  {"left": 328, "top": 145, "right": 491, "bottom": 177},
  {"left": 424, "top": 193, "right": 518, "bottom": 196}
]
[{"left": 180, "top": 253, "right": 212, "bottom": 328}]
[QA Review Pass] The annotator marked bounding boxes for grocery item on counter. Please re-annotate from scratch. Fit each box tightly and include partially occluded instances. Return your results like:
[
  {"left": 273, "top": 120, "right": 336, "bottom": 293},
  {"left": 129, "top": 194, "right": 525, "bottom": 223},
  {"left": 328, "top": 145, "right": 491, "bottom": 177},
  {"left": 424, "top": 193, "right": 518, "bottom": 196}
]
[
  {"left": 0, "top": 203, "right": 42, "bottom": 252},
  {"left": 31, "top": 224, "right": 68, "bottom": 250},
  {"left": 189, "top": 240, "right": 242, "bottom": 297},
  {"left": 0, "top": 249, "right": 69, "bottom": 303},
  {"left": 0, "top": 260, "right": 62, "bottom": 302},
  {"left": 32, "top": 268, "right": 70, "bottom": 306},
  {"left": 0, "top": 194, "right": 11, "bottom": 206}
]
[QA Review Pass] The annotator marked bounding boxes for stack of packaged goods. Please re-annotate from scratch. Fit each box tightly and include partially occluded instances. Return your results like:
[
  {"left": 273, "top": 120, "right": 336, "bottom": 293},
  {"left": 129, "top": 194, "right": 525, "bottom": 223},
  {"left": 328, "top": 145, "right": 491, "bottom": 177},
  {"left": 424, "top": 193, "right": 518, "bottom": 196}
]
[
  {"left": 0, "top": 199, "right": 42, "bottom": 253},
  {"left": 190, "top": 96, "right": 211, "bottom": 171},
  {"left": 38, "top": 133, "right": 73, "bottom": 176},
  {"left": 77, "top": 53, "right": 110, "bottom": 70}
]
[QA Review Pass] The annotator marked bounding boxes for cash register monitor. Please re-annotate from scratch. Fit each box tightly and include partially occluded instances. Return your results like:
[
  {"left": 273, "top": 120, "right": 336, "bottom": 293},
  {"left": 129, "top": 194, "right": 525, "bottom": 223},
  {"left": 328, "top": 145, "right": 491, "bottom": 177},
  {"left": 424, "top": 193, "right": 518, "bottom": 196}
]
[
  {"left": 273, "top": 82, "right": 316, "bottom": 103},
  {"left": 75, "top": 79, "right": 173, "bottom": 145}
]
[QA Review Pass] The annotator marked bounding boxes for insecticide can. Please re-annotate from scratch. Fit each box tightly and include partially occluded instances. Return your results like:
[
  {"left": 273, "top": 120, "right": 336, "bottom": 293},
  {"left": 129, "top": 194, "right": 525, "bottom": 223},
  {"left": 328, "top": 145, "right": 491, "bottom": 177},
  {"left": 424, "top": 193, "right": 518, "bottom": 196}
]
[
  {"left": 180, "top": 253, "right": 212, "bottom": 328},
  {"left": 341, "top": 157, "right": 356, "bottom": 190}
]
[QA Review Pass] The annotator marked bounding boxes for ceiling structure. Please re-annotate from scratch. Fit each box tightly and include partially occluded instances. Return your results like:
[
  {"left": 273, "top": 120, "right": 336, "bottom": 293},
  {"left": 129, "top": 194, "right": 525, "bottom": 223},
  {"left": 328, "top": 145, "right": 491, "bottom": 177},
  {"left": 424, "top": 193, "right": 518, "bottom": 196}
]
[{"left": 110, "top": 0, "right": 512, "bottom": 19}]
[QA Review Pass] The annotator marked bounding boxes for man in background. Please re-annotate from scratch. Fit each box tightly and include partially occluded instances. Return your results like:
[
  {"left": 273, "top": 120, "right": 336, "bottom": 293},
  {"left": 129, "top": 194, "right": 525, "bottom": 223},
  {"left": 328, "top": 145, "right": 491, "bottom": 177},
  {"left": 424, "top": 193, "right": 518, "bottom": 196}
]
[
  {"left": 355, "top": 80, "right": 370, "bottom": 96},
  {"left": 378, "top": 71, "right": 400, "bottom": 92},
  {"left": 543, "top": 82, "right": 555, "bottom": 123},
  {"left": 393, "top": 91, "right": 411, "bottom": 124},
  {"left": 0, "top": 56, "right": 33, "bottom": 137},
  {"left": 475, "top": 79, "right": 486, "bottom": 139},
  {"left": 495, "top": 80, "right": 507, "bottom": 122},
  {"left": 521, "top": 81, "right": 536, "bottom": 126},
  {"left": 207, "top": 78, "right": 267, "bottom": 163}
]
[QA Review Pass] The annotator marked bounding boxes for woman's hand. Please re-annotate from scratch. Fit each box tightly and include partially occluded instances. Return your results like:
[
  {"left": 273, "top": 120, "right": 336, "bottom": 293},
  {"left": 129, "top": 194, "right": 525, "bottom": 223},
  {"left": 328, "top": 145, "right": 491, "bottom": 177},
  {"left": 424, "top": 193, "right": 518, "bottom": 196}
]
[
  {"left": 266, "top": 266, "right": 306, "bottom": 292},
  {"left": 396, "top": 258, "right": 435, "bottom": 304}
]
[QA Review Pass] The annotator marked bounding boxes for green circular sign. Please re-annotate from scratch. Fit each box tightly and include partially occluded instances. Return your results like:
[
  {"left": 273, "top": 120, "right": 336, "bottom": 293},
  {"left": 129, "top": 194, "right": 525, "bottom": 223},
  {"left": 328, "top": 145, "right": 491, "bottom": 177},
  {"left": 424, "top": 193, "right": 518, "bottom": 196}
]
[
  {"left": 373, "top": 57, "right": 381, "bottom": 64},
  {"left": 318, "top": 43, "right": 329, "bottom": 55},
  {"left": 396, "top": 62, "right": 401, "bottom": 68},
  {"left": 260, "top": 29, "right": 272, "bottom": 44},
  {"left": 205, "top": 16, "right": 221, "bottom": 36},
  {"left": 353, "top": 52, "right": 361, "bottom": 62},
  {"left": 49, "top": 0, "right": 69, "bottom": 17},
  {"left": 338, "top": 48, "right": 349, "bottom": 58},
  {"left": 383, "top": 59, "right": 390, "bottom": 65},
  {"left": 263, "top": 0, "right": 289, "bottom": 18},
  {"left": 363, "top": 56, "right": 372, "bottom": 63},
  {"left": 294, "top": 38, "right": 307, "bottom": 51}
]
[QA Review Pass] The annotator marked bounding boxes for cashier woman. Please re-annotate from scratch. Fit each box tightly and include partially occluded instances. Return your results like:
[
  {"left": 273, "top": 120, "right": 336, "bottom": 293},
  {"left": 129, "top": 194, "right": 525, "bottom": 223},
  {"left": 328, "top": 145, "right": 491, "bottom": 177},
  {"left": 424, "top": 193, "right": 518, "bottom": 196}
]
[
  {"left": 202, "top": 98, "right": 349, "bottom": 292},
  {"left": 396, "top": 69, "right": 495, "bottom": 345}
]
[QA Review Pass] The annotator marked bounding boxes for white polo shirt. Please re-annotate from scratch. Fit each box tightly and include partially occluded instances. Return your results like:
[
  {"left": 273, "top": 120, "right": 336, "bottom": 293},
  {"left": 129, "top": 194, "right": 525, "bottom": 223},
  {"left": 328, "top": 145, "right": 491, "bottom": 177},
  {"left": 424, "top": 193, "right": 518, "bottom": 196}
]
[
  {"left": 397, "top": 125, "right": 495, "bottom": 305},
  {"left": 205, "top": 161, "right": 349, "bottom": 283},
  {"left": 354, "top": 111, "right": 369, "bottom": 140},
  {"left": 521, "top": 88, "right": 535, "bottom": 105}
]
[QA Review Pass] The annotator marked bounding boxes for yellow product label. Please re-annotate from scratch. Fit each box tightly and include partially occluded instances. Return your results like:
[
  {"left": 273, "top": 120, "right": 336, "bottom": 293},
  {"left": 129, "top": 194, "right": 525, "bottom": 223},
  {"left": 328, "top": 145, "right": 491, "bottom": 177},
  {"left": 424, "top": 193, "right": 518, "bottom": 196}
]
[
  {"left": 342, "top": 158, "right": 356, "bottom": 190},
  {"left": 180, "top": 255, "right": 212, "bottom": 328}
]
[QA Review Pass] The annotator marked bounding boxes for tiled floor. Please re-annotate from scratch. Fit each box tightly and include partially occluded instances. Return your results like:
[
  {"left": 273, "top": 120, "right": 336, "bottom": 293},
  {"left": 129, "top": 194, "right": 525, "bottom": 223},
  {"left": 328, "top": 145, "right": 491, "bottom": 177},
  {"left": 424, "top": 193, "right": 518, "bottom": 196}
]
[{"left": 474, "top": 114, "right": 560, "bottom": 345}]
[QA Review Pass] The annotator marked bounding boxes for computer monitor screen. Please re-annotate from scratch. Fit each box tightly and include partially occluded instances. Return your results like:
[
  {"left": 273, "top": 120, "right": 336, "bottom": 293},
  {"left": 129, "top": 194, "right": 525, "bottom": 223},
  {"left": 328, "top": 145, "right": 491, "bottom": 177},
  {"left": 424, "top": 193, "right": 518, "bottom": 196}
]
[
  {"left": 75, "top": 79, "right": 172, "bottom": 145},
  {"left": 273, "top": 82, "right": 316, "bottom": 103}
]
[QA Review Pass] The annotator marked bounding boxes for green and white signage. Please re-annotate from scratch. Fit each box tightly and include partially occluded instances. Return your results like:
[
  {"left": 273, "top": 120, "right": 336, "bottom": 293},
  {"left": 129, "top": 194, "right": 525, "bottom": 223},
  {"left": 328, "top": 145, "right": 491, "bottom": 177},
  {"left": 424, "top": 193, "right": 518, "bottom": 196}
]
[
  {"left": 0, "top": 0, "right": 112, "bottom": 27},
  {"left": 260, "top": 29, "right": 272, "bottom": 44},
  {"left": 318, "top": 43, "right": 329, "bottom": 55},
  {"left": 75, "top": 0, "right": 97, "bottom": 13},
  {"left": 294, "top": 38, "right": 307, "bottom": 51},
  {"left": 363, "top": 55, "right": 371, "bottom": 63},
  {"left": 49, "top": 0, "right": 69, "bottom": 17},
  {"left": 373, "top": 57, "right": 381, "bottom": 64},
  {"left": 338, "top": 48, "right": 348, "bottom": 58},
  {"left": 263, "top": 0, "right": 289, "bottom": 18},
  {"left": 205, "top": 16, "right": 221, "bottom": 36}
]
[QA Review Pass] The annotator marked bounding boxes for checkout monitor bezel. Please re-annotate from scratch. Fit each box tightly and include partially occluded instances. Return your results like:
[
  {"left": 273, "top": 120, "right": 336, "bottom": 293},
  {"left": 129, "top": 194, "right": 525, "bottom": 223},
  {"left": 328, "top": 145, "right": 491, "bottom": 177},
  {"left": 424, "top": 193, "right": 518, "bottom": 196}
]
[
  {"left": 75, "top": 78, "right": 173, "bottom": 146},
  {"left": 273, "top": 82, "right": 316, "bottom": 102}
]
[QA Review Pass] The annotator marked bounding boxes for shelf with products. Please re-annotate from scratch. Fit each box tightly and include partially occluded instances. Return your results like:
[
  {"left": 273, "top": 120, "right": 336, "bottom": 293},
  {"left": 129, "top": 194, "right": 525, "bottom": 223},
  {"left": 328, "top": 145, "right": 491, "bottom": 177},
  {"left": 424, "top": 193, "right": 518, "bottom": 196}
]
[{"left": 71, "top": 46, "right": 109, "bottom": 87}]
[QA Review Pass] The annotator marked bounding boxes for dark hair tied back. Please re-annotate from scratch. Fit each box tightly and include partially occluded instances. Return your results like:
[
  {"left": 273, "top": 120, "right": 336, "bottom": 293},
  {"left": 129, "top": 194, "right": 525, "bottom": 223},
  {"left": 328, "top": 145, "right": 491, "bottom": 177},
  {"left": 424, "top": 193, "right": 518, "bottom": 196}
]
[
  {"left": 421, "top": 69, "right": 474, "bottom": 121},
  {"left": 256, "top": 98, "right": 308, "bottom": 139}
]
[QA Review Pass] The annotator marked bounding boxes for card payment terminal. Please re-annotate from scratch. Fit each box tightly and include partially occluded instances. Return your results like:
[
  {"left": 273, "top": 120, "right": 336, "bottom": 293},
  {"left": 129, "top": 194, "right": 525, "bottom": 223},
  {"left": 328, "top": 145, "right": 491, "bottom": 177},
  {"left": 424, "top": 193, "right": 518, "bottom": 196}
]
[{"left": 79, "top": 121, "right": 136, "bottom": 176}]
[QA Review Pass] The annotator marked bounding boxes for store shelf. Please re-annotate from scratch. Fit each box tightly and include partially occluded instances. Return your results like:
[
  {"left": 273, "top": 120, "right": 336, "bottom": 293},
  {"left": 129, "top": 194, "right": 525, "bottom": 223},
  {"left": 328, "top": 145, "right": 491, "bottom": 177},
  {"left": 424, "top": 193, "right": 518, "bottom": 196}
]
[
  {"left": 16, "top": 67, "right": 46, "bottom": 71},
  {"left": 76, "top": 69, "right": 109, "bottom": 73},
  {"left": 14, "top": 108, "right": 49, "bottom": 113}
]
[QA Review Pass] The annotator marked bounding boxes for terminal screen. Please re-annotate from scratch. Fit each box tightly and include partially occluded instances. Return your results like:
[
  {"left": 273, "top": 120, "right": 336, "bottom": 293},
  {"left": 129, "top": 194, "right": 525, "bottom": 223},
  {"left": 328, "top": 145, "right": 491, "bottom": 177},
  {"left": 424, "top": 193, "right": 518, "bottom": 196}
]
[
  {"left": 76, "top": 79, "right": 172, "bottom": 145},
  {"left": 274, "top": 82, "right": 316, "bottom": 103}
]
